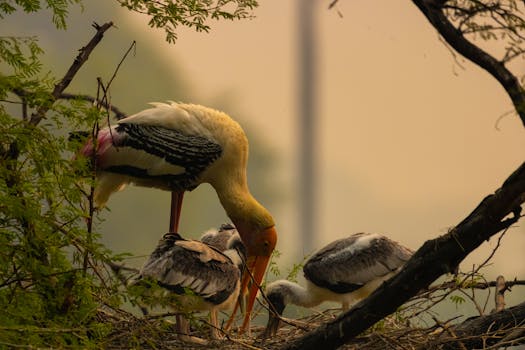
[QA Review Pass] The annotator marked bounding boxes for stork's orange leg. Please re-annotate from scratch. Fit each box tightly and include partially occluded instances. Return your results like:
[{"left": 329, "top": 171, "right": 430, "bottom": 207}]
[{"left": 169, "top": 191, "right": 185, "bottom": 233}]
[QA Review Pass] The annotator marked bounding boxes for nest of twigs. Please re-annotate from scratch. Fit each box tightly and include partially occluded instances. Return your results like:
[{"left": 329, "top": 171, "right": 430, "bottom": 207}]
[
  {"left": 96, "top": 305, "right": 448, "bottom": 350},
  {"left": 102, "top": 263, "right": 525, "bottom": 349}
]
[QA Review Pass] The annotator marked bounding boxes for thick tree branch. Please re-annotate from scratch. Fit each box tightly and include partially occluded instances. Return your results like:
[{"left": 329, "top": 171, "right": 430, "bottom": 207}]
[
  {"left": 29, "top": 22, "right": 114, "bottom": 126},
  {"left": 412, "top": 0, "right": 525, "bottom": 127},
  {"left": 283, "top": 161, "right": 525, "bottom": 350}
]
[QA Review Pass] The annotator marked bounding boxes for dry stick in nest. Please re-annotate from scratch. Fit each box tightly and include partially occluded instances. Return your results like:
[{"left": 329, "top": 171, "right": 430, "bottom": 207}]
[
  {"left": 357, "top": 275, "right": 522, "bottom": 350},
  {"left": 427, "top": 274, "right": 521, "bottom": 317},
  {"left": 494, "top": 275, "right": 506, "bottom": 313},
  {"left": 424, "top": 301, "right": 525, "bottom": 350},
  {"left": 406, "top": 228, "right": 518, "bottom": 320},
  {"left": 432, "top": 316, "right": 468, "bottom": 350},
  {"left": 107, "top": 259, "right": 263, "bottom": 348},
  {"left": 415, "top": 277, "right": 525, "bottom": 307}
]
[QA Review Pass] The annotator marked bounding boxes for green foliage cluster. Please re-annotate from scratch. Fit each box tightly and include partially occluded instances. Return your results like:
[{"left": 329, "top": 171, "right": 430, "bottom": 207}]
[
  {"left": 0, "top": 0, "right": 83, "bottom": 29},
  {"left": 0, "top": 37, "right": 43, "bottom": 78},
  {"left": 116, "top": 0, "right": 259, "bottom": 43},
  {"left": 0, "top": 43, "right": 121, "bottom": 346},
  {"left": 445, "top": 0, "right": 525, "bottom": 63},
  {"left": 0, "top": 0, "right": 259, "bottom": 348},
  {"left": 267, "top": 249, "right": 307, "bottom": 285},
  {"left": 0, "top": 87, "right": 115, "bottom": 347}
]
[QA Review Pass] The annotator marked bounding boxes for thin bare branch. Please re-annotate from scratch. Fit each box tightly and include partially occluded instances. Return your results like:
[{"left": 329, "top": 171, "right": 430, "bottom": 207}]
[
  {"left": 29, "top": 22, "right": 114, "bottom": 126},
  {"left": 414, "top": 0, "right": 525, "bottom": 127},
  {"left": 59, "top": 93, "right": 127, "bottom": 119}
]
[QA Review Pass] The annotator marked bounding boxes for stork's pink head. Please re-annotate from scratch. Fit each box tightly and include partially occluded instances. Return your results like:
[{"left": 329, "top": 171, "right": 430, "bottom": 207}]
[{"left": 79, "top": 127, "right": 119, "bottom": 164}]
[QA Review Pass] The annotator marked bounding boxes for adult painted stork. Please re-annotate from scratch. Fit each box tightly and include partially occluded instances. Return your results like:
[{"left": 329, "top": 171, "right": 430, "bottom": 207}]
[
  {"left": 81, "top": 102, "right": 277, "bottom": 330},
  {"left": 137, "top": 231, "right": 246, "bottom": 340},
  {"left": 263, "top": 232, "right": 413, "bottom": 337}
]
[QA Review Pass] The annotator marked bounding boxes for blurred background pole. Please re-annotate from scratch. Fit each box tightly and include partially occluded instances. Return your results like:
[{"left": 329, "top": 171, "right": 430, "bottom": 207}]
[{"left": 298, "top": 0, "right": 318, "bottom": 254}]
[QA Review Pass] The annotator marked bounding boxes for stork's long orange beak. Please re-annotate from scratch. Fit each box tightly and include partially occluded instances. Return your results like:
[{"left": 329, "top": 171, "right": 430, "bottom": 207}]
[
  {"left": 225, "top": 254, "right": 272, "bottom": 332},
  {"left": 240, "top": 254, "right": 271, "bottom": 331},
  {"left": 226, "top": 226, "right": 277, "bottom": 333}
]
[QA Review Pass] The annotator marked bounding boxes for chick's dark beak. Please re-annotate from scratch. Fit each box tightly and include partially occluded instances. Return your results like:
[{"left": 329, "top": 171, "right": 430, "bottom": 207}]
[
  {"left": 262, "top": 312, "right": 281, "bottom": 338},
  {"left": 262, "top": 291, "right": 286, "bottom": 337}
]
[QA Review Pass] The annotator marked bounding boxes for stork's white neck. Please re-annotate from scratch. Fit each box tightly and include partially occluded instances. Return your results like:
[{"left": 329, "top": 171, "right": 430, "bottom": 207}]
[{"left": 267, "top": 280, "right": 322, "bottom": 309}]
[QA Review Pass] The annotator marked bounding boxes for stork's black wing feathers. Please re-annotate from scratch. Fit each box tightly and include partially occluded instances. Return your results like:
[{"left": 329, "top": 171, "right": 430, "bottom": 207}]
[
  {"left": 304, "top": 234, "right": 413, "bottom": 294},
  {"left": 117, "top": 123, "right": 222, "bottom": 168},
  {"left": 108, "top": 123, "right": 222, "bottom": 191}
]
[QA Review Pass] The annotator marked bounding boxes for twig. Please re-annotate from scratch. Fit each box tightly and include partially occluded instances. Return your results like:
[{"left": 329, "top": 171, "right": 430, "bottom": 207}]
[
  {"left": 106, "top": 261, "right": 140, "bottom": 274},
  {"left": 233, "top": 254, "right": 307, "bottom": 333},
  {"left": 59, "top": 93, "right": 128, "bottom": 119},
  {"left": 197, "top": 318, "right": 266, "bottom": 350},
  {"left": 494, "top": 109, "right": 516, "bottom": 131},
  {"left": 437, "top": 35, "right": 466, "bottom": 73},
  {"left": 433, "top": 315, "right": 468, "bottom": 350},
  {"left": 0, "top": 341, "right": 34, "bottom": 349},
  {"left": 29, "top": 22, "right": 114, "bottom": 126},
  {"left": 422, "top": 277, "right": 525, "bottom": 294},
  {"left": 96, "top": 40, "right": 136, "bottom": 127},
  {"left": 106, "top": 40, "right": 136, "bottom": 93},
  {"left": 328, "top": 0, "right": 339, "bottom": 9},
  {"left": 0, "top": 326, "right": 89, "bottom": 333},
  {"left": 82, "top": 80, "right": 103, "bottom": 276}
]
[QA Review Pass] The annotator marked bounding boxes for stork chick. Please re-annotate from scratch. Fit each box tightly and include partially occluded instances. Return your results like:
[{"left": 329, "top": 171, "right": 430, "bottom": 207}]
[
  {"left": 200, "top": 223, "right": 239, "bottom": 252},
  {"left": 138, "top": 231, "right": 245, "bottom": 340},
  {"left": 263, "top": 233, "right": 413, "bottom": 336}
]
